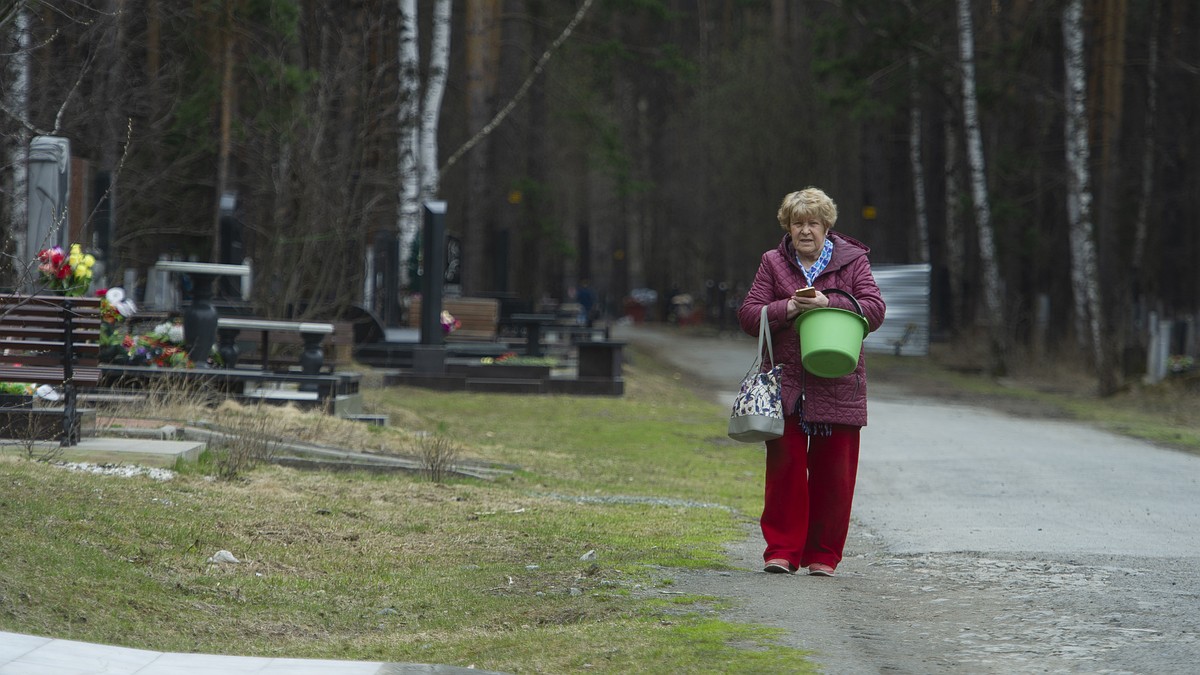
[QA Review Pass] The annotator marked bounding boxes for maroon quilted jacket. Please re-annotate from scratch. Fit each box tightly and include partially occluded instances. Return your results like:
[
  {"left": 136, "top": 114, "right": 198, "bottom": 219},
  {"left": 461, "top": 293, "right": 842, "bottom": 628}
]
[{"left": 737, "top": 232, "right": 886, "bottom": 428}]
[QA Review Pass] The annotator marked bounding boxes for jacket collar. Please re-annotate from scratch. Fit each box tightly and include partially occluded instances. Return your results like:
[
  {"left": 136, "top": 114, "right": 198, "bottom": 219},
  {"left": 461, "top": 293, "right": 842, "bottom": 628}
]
[{"left": 777, "top": 231, "right": 870, "bottom": 273}]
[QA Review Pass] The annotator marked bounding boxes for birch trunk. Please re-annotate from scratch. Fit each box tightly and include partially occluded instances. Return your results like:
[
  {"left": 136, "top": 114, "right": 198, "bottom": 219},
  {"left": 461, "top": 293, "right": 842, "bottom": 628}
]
[
  {"left": 396, "top": 0, "right": 420, "bottom": 291},
  {"left": 5, "top": 7, "right": 31, "bottom": 283},
  {"left": 1062, "top": 0, "right": 1104, "bottom": 370},
  {"left": 956, "top": 0, "right": 1007, "bottom": 374},
  {"left": 419, "top": 0, "right": 451, "bottom": 203}
]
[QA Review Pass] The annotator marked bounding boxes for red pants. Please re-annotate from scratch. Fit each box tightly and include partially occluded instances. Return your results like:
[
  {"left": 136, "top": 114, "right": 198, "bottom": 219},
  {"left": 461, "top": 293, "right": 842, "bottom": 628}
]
[{"left": 761, "top": 416, "right": 860, "bottom": 570}]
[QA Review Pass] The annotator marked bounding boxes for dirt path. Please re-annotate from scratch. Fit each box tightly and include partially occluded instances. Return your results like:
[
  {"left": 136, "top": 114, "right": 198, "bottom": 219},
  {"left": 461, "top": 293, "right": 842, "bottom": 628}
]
[{"left": 614, "top": 324, "right": 1200, "bottom": 674}]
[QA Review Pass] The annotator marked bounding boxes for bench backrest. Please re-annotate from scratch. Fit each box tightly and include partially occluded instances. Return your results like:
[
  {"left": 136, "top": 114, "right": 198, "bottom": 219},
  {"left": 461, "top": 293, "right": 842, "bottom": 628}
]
[
  {"left": 407, "top": 297, "right": 500, "bottom": 341},
  {"left": 0, "top": 294, "right": 103, "bottom": 378}
]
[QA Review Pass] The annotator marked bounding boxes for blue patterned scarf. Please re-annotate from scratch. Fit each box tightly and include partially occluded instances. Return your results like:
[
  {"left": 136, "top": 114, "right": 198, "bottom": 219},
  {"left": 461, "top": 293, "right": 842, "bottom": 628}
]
[{"left": 796, "top": 238, "right": 834, "bottom": 286}]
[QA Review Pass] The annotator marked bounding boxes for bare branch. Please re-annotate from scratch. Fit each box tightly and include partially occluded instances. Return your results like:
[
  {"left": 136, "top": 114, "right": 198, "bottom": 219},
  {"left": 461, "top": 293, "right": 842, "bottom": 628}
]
[
  {"left": 0, "top": 99, "right": 50, "bottom": 136},
  {"left": 439, "top": 0, "right": 595, "bottom": 179}
]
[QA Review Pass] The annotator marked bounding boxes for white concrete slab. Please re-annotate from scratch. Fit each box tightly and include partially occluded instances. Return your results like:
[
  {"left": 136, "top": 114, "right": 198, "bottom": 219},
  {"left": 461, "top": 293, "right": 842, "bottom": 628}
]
[
  {"left": 0, "top": 631, "right": 502, "bottom": 674},
  {"left": 16, "top": 437, "right": 207, "bottom": 468}
]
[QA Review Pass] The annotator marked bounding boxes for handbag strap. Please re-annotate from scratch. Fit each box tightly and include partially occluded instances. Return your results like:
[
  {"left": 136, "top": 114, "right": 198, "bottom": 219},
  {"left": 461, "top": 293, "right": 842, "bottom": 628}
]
[{"left": 757, "top": 305, "right": 776, "bottom": 368}]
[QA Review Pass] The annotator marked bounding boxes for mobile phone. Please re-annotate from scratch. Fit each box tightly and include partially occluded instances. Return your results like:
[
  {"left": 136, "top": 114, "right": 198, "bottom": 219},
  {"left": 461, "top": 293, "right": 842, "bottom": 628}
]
[{"left": 795, "top": 287, "right": 817, "bottom": 298}]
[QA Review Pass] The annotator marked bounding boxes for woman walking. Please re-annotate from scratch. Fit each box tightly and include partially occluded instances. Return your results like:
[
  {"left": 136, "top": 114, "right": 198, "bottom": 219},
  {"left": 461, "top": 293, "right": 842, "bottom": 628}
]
[{"left": 737, "top": 187, "right": 886, "bottom": 576}]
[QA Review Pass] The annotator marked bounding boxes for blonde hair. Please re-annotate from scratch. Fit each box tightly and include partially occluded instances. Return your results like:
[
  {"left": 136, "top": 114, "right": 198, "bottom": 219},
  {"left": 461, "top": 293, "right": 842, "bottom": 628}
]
[{"left": 777, "top": 187, "right": 838, "bottom": 232}]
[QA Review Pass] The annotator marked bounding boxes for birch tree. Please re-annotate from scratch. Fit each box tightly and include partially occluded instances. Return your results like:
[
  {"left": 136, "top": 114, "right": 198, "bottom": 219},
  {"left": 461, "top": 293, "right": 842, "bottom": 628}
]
[
  {"left": 396, "top": 0, "right": 451, "bottom": 293},
  {"left": 396, "top": 0, "right": 421, "bottom": 296},
  {"left": 3, "top": 5, "right": 31, "bottom": 284},
  {"left": 420, "top": 1, "right": 450, "bottom": 205},
  {"left": 956, "top": 0, "right": 1007, "bottom": 375},
  {"left": 1061, "top": 0, "right": 1104, "bottom": 374}
]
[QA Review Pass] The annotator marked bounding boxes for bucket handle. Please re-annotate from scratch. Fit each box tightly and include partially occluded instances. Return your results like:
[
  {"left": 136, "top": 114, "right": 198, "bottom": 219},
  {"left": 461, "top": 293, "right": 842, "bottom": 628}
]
[{"left": 820, "top": 288, "right": 865, "bottom": 318}]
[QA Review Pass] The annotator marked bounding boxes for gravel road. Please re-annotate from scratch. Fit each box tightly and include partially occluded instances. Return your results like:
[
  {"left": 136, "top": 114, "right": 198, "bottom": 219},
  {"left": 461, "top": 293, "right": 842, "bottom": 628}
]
[{"left": 612, "top": 323, "right": 1200, "bottom": 674}]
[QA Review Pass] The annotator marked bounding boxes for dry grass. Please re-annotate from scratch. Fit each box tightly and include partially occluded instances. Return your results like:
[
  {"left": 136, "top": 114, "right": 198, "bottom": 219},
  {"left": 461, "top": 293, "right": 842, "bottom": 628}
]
[
  {"left": 87, "top": 383, "right": 510, "bottom": 486},
  {"left": 0, "top": 359, "right": 804, "bottom": 673},
  {"left": 416, "top": 434, "right": 461, "bottom": 483},
  {"left": 872, "top": 335, "right": 1200, "bottom": 453}
]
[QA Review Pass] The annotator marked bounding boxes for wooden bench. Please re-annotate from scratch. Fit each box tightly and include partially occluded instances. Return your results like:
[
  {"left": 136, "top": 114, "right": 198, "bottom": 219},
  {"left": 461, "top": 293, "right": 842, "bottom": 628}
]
[
  {"left": 407, "top": 296, "right": 500, "bottom": 341},
  {"left": 215, "top": 317, "right": 338, "bottom": 375},
  {"left": 0, "top": 294, "right": 102, "bottom": 445}
]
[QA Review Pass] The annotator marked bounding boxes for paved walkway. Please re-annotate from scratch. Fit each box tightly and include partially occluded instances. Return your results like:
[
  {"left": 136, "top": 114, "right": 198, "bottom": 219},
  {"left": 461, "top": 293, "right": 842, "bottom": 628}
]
[{"left": 610, "top": 322, "right": 757, "bottom": 405}]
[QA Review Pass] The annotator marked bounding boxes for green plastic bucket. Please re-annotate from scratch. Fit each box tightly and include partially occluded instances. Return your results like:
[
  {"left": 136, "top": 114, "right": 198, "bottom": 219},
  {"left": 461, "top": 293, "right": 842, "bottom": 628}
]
[{"left": 796, "top": 289, "right": 869, "bottom": 378}]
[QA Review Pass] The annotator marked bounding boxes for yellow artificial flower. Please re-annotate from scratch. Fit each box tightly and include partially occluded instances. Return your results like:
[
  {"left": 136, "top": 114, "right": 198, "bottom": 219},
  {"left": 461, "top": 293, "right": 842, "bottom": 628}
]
[{"left": 84, "top": 254, "right": 95, "bottom": 267}]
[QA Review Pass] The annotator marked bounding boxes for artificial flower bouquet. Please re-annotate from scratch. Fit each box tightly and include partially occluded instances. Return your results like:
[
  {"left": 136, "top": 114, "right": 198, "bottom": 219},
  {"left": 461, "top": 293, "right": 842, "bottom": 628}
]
[
  {"left": 0, "top": 381, "right": 36, "bottom": 409},
  {"left": 0, "top": 382, "right": 59, "bottom": 403},
  {"left": 37, "top": 243, "right": 95, "bottom": 296},
  {"left": 96, "top": 287, "right": 137, "bottom": 324},
  {"left": 88, "top": 285, "right": 194, "bottom": 368},
  {"left": 481, "top": 351, "right": 520, "bottom": 365},
  {"left": 96, "top": 287, "right": 137, "bottom": 351},
  {"left": 0, "top": 382, "right": 34, "bottom": 396},
  {"left": 478, "top": 352, "right": 558, "bottom": 367},
  {"left": 119, "top": 319, "right": 192, "bottom": 368}
]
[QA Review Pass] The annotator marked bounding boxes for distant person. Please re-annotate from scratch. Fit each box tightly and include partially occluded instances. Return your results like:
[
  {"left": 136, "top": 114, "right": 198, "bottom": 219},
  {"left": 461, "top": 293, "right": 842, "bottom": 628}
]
[
  {"left": 178, "top": 272, "right": 193, "bottom": 302},
  {"left": 576, "top": 279, "right": 595, "bottom": 327},
  {"left": 737, "top": 187, "right": 886, "bottom": 577}
]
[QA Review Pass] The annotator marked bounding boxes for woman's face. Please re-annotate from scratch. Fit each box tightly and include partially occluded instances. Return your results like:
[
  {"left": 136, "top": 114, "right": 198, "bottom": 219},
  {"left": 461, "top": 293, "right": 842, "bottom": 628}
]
[{"left": 788, "top": 214, "right": 828, "bottom": 263}]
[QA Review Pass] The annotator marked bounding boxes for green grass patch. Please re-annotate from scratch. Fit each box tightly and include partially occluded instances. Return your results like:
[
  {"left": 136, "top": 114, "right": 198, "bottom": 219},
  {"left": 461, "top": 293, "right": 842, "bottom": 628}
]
[{"left": 0, "top": 356, "right": 809, "bottom": 673}]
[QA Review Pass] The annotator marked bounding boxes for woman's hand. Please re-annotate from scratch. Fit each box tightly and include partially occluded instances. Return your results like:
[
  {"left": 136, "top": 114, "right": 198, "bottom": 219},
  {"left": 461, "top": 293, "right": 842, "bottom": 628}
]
[
  {"left": 788, "top": 289, "right": 829, "bottom": 320},
  {"left": 786, "top": 296, "right": 803, "bottom": 320}
]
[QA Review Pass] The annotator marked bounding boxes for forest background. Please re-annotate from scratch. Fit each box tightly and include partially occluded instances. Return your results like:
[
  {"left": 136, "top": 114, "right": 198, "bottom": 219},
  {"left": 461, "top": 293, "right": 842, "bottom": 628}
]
[{"left": 1, "top": 0, "right": 1198, "bottom": 395}]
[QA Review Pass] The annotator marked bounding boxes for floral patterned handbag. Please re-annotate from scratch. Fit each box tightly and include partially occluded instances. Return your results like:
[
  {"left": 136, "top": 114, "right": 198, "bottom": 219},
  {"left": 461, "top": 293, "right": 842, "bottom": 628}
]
[{"left": 727, "top": 305, "right": 784, "bottom": 442}]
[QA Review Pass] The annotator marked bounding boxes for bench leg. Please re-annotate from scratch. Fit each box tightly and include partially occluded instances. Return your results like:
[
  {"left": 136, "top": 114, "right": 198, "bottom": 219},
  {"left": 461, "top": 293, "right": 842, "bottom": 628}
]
[
  {"left": 526, "top": 325, "right": 544, "bottom": 357},
  {"left": 61, "top": 382, "right": 78, "bottom": 447}
]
